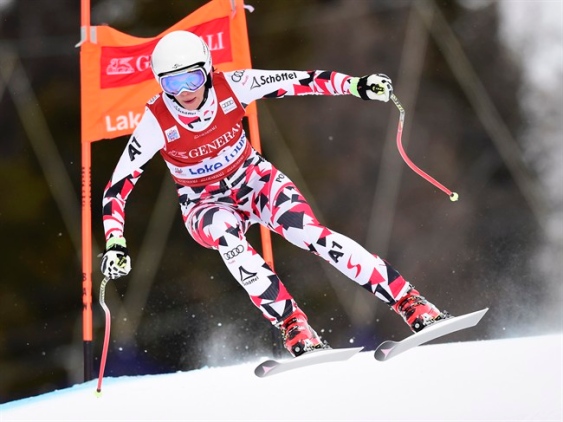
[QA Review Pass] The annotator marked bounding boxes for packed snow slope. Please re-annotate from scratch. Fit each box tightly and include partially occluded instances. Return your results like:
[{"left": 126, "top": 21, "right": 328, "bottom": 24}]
[{"left": 1, "top": 333, "right": 561, "bottom": 421}]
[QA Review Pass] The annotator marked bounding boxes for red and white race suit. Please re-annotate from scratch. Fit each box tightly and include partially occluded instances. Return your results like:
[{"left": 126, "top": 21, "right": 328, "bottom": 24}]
[{"left": 103, "top": 69, "right": 409, "bottom": 324}]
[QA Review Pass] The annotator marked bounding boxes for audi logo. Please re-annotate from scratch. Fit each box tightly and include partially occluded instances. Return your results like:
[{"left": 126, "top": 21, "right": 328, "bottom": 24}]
[
  {"left": 230, "top": 70, "right": 245, "bottom": 83},
  {"left": 223, "top": 245, "right": 245, "bottom": 260}
]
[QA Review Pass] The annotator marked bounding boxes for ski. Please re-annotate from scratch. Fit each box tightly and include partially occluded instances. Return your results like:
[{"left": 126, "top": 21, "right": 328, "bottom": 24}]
[
  {"left": 254, "top": 346, "right": 363, "bottom": 378},
  {"left": 374, "top": 308, "right": 489, "bottom": 362}
]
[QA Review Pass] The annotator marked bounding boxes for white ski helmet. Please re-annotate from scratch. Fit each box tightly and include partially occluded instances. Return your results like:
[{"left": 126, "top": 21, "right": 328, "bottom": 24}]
[{"left": 150, "top": 31, "right": 212, "bottom": 79}]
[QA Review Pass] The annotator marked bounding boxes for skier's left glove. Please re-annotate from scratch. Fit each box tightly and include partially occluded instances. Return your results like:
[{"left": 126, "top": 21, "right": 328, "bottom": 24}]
[
  {"left": 349, "top": 74, "right": 393, "bottom": 102},
  {"left": 101, "top": 237, "right": 131, "bottom": 280}
]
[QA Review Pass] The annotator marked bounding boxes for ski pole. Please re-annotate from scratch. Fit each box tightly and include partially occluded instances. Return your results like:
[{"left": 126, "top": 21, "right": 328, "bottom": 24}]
[
  {"left": 96, "top": 276, "right": 111, "bottom": 395},
  {"left": 391, "top": 94, "right": 459, "bottom": 202}
]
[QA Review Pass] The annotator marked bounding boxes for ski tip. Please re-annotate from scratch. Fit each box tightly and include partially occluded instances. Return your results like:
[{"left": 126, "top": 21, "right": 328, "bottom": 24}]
[
  {"left": 471, "top": 307, "right": 489, "bottom": 321},
  {"left": 254, "top": 360, "right": 278, "bottom": 378},
  {"left": 374, "top": 344, "right": 393, "bottom": 362}
]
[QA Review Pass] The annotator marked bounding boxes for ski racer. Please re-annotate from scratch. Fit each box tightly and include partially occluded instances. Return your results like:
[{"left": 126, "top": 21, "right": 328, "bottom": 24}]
[{"left": 101, "top": 30, "right": 450, "bottom": 357}]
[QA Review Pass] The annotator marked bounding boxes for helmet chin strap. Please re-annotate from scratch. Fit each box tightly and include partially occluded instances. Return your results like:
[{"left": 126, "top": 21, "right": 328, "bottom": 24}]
[
  {"left": 205, "top": 69, "right": 214, "bottom": 89},
  {"left": 198, "top": 86, "right": 210, "bottom": 110},
  {"left": 196, "top": 71, "right": 213, "bottom": 109}
]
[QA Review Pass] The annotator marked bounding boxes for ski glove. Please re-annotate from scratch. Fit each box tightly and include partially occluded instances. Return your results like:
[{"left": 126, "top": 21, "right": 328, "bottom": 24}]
[
  {"left": 101, "top": 237, "right": 131, "bottom": 280},
  {"left": 349, "top": 74, "right": 393, "bottom": 102}
]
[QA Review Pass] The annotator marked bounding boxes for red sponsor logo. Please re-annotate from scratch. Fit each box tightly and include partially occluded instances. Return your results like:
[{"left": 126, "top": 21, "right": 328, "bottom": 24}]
[{"left": 100, "top": 16, "right": 232, "bottom": 89}]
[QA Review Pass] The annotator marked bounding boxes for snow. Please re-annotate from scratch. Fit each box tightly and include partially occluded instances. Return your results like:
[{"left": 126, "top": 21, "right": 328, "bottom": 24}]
[{"left": 1, "top": 333, "right": 561, "bottom": 421}]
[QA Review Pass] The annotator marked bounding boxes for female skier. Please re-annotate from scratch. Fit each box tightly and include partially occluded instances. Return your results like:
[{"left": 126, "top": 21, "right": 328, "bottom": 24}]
[{"left": 101, "top": 30, "right": 449, "bottom": 357}]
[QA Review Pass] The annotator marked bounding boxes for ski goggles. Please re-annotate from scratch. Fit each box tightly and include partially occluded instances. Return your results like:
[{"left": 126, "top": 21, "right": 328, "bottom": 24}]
[{"left": 159, "top": 67, "right": 207, "bottom": 96}]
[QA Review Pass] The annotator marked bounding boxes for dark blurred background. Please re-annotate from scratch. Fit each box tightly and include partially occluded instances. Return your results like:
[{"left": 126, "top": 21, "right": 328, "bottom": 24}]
[{"left": 1, "top": 0, "right": 561, "bottom": 404}]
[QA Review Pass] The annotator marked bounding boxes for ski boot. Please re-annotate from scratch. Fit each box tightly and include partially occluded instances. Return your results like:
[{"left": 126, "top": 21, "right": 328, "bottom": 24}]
[
  {"left": 279, "top": 307, "right": 329, "bottom": 357},
  {"left": 392, "top": 284, "right": 451, "bottom": 332}
]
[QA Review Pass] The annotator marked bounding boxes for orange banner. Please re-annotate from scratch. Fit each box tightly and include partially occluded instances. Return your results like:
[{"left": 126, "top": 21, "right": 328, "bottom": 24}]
[{"left": 80, "top": 0, "right": 253, "bottom": 143}]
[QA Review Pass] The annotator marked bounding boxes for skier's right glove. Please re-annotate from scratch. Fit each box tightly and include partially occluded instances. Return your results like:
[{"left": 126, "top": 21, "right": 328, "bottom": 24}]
[
  {"left": 101, "top": 237, "right": 131, "bottom": 280},
  {"left": 349, "top": 74, "right": 393, "bottom": 102}
]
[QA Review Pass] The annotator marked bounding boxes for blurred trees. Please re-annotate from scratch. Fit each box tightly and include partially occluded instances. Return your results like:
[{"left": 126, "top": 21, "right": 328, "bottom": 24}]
[{"left": 0, "top": 0, "right": 558, "bottom": 403}]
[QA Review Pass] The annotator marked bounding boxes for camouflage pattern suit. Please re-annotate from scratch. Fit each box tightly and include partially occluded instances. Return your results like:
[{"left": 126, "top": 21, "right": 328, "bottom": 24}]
[{"left": 102, "top": 68, "right": 409, "bottom": 325}]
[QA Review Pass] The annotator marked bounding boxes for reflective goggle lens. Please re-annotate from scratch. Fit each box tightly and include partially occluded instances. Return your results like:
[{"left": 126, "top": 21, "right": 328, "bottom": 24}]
[{"left": 160, "top": 68, "right": 206, "bottom": 95}]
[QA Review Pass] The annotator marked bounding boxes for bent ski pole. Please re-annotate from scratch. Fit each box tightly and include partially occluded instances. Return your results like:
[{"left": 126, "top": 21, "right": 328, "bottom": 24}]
[
  {"left": 96, "top": 277, "right": 111, "bottom": 395},
  {"left": 391, "top": 94, "right": 458, "bottom": 201}
]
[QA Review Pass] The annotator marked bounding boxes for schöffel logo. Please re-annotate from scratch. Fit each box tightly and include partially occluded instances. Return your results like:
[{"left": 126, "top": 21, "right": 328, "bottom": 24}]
[
  {"left": 250, "top": 72, "right": 298, "bottom": 89},
  {"left": 99, "top": 17, "right": 233, "bottom": 90},
  {"left": 238, "top": 266, "right": 258, "bottom": 286}
]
